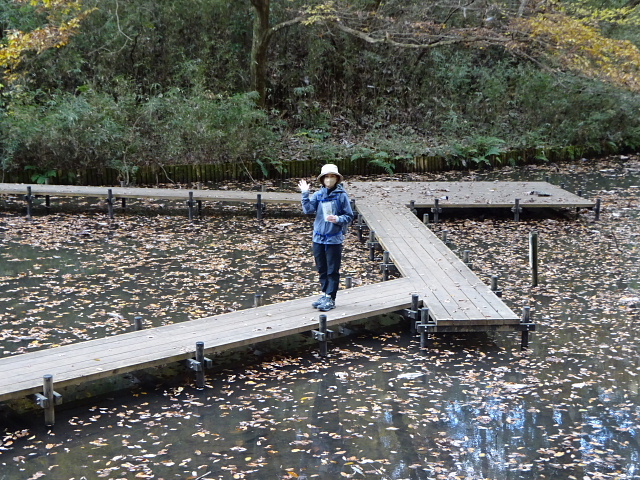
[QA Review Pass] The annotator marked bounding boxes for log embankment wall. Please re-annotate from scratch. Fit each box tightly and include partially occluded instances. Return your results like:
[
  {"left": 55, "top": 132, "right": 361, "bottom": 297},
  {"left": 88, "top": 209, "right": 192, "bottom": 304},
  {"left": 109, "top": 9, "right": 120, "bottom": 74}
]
[{"left": 0, "top": 147, "right": 589, "bottom": 186}]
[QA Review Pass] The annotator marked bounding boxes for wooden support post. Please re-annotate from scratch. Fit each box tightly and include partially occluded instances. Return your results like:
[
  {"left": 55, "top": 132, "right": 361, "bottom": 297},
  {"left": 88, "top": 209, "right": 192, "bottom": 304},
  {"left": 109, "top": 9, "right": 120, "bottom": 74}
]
[
  {"left": 409, "top": 200, "right": 417, "bottom": 215},
  {"left": 560, "top": 183, "right": 565, "bottom": 190},
  {"left": 431, "top": 198, "right": 442, "bottom": 224},
  {"left": 356, "top": 213, "right": 365, "bottom": 242},
  {"left": 594, "top": 198, "right": 601, "bottom": 221},
  {"left": 43, "top": 374, "right": 55, "bottom": 426},
  {"left": 25, "top": 186, "right": 33, "bottom": 220},
  {"left": 418, "top": 307, "right": 430, "bottom": 349},
  {"left": 544, "top": 175, "right": 550, "bottom": 183},
  {"left": 491, "top": 275, "right": 502, "bottom": 297},
  {"left": 441, "top": 230, "right": 448, "bottom": 244},
  {"left": 512, "top": 198, "right": 522, "bottom": 221},
  {"left": 529, "top": 231, "right": 539, "bottom": 287},
  {"left": 521, "top": 306, "right": 531, "bottom": 350},
  {"left": 45, "top": 195, "right": 51, "bottom": 215},
  {"left": 133, "top": 316, "right": 143, "bottom": 331},
  {"left": 34, "top": 374, "right": 62, "bottom": 426},
  {"left": 350, "top": 199, "right": 356, "bottom": 213},
  {"left": 187, "top": 191, "right": 195, "bottom": 221},
  {"left": 423, "top": 213, "right": 429, "bottom": 225},
  {"left": 312, "top": 314, "right": 334, "bottom": 357},
  {"left": 106, "top": 189, "right": 114, "bottom": 219},
  {"left": 463, "top": 250, "right": 471, "bottom": 268},
  {"left": 409, "top": 293, "right": 420, "bottom": 335},
  {"left": 319, "top": 314, "right": 328, "bottom": 357},
  {"left": 345, "top": 276, "right": 353, "bottom": 289},
  {"left": 195, "top": 342, "right": 206, "bottom": 389},
  {"left": 381, "top": 251, "right": 392, "bottom": 281},
  {"left": 256, "top": 194, "right": 265, "bottom": 220},
  {"left": 368, "top": 230, "right": 378, "bottom": 261},
  {"left": 254, "top": 293, "right": 263, "bottom": 308},
  {"left": 121, "top": 197, "right": 127, "bottom": 211},
  {"left": 197, "top": 200, "right": 203, "bottom": 215},
  {"left": 185, "top": 342, "right": 212, "bottom": 389}
]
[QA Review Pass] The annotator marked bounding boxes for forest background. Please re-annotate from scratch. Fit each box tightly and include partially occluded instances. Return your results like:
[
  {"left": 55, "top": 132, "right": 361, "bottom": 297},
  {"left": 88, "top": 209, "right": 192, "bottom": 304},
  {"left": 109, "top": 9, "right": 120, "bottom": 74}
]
[{"left": 1, "top": 0, "right": 639, "bottom": 184}]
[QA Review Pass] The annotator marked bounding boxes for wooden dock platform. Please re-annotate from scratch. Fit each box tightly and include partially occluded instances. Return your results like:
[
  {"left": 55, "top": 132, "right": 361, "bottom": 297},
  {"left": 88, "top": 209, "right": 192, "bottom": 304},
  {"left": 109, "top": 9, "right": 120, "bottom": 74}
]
[{"left": 0, "top": 179, "right": 590, "bottom": 409}]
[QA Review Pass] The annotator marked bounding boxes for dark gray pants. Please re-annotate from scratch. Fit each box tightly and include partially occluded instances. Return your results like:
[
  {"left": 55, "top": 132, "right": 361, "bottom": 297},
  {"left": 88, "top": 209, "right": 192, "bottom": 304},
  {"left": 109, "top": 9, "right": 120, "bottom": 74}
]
[{"left": 313, "top": 242, "right": 343, "bottom": 301}]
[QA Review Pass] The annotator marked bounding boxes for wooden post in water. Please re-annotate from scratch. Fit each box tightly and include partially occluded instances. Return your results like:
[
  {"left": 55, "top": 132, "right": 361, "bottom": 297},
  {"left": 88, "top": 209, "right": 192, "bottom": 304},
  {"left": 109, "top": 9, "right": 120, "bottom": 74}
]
[
  {"left": 381, "top": 251, "right": 392, "bottom": 281},
  {"left": 594, "top": 199, "right": 601, "bottom": 221},
  {"left": 520, "top": 306, "right": 531, "bottom": 350},
  {"left": 256, "top": 194, "right": 265, "bottom": 220},
  {"left": 356, "top": 214, "right": 365, "bottom": 242},
  {"left": 418, "top": 307, "right": 430, "bottom": 349},
  {"left": 512, "top": 198, "right": 521, "bottom": 221},
  {"left": 441, "top": 230, "right": 448, "bottom": 245},
  {"left": 34, "top": 374, "right": 62, "bottom": 426},
  {"left": 410, "top": 293, "right": 420, "bottom": 334},
  {"left": 318, "top": 314, "right": 328, "bottom": 357},
  {"left": 106, "top": 189, "right": 114, "bottom": 219},
  {"left": 121, "top": 197, "right": 127, "bottom": 211},
  {"left": 345, "top": 276, "right": 353, "bottom": 289},
  {"left": 529, "top": 231, "right": 539, "bottom": 287},
  {"left": 423, "top": 213, "right": 429, "bottom": 225},
  {"left": 409, "top": 200, "right": 417, "bottom": 215},
  {"left": 368, "top": 230, "right": 378, "bottom": 261},
  {"left": 195, "top": 342, "right": 205, "bottom": 389},
  {"left": 254, "top": 293, "right": 263, "bottom": 308},
  {"left": 43, "top": 375, "right": 55, "bottom": 426},
  {"left": 187, "top": 192, "right": 195, "bottom": 221},
  {"left": 133, "top": 316, "right": 143, "bottom": 331},
  {"left": 432, "top": 198, "right": 442, "bottom": 224},
  {"left": 463, "top": 250, "right": 471, "bottom": 269},
  {"left": 25, "top": 186, "right": 33, "bottom": 220},
  {"left": 490, "top": 275, "right": 502, "bottom": 297},
  {"left": 45, "top": 195, "right": 50, "bottom": 215}
]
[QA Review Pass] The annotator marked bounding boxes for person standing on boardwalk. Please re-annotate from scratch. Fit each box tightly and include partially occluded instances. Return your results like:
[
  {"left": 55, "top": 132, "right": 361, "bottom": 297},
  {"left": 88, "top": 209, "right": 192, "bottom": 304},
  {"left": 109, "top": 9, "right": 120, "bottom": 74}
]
[{"left": 298, "top": 164, "right": 354, "bottom": 312}]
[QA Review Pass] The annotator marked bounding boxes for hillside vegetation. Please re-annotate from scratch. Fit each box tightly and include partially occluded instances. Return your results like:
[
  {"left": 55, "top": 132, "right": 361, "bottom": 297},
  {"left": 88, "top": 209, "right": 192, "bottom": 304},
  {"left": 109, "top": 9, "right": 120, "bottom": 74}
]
[{"left": 1, "top": 0, "right": 639, "bottom": 182}]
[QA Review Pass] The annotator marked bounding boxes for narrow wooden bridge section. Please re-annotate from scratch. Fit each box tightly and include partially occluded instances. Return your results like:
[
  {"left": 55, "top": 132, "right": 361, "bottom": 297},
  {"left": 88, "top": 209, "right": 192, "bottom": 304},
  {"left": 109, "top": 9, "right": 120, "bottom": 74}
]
[{"left": 0, "top": 180, "right": 593, "bottom": 410}]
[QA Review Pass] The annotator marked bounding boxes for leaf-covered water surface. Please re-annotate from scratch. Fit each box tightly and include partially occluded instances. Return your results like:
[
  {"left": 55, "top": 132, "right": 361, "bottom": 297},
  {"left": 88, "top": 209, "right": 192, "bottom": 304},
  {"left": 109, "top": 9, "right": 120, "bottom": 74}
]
[{"left": 1, "top": 156, "right": 639, "bottom": 479}]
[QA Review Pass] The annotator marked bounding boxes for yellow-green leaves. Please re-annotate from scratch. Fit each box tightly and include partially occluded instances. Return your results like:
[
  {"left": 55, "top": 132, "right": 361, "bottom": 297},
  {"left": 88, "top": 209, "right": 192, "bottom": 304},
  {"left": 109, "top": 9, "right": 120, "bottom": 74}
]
[{"left": 0, "top": 0, "right": 96, "bottom": 87}]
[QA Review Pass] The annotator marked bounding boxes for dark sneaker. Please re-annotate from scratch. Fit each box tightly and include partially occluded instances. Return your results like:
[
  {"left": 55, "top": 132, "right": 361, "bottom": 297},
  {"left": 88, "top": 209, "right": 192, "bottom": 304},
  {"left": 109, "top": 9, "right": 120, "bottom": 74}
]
[
  {"left": 312, "top": 295, "right": 327, "bottom": 308},
  {"left": 318, "top": 298, "right": 335, "bottom": 312}
]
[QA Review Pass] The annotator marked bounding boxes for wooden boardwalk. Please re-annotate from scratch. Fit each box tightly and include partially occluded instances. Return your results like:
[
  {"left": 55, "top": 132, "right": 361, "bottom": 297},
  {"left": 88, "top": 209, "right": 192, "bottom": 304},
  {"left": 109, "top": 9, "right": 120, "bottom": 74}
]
[{"left": 0, "top": 179, "right": 589, "bottom": 408}]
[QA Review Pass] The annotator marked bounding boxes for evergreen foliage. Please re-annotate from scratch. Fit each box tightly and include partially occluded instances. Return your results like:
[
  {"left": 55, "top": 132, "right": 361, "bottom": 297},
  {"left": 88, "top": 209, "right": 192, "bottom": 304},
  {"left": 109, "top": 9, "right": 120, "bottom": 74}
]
[{"left": 1, "top": 0, "right": 639, "bottom": 179}]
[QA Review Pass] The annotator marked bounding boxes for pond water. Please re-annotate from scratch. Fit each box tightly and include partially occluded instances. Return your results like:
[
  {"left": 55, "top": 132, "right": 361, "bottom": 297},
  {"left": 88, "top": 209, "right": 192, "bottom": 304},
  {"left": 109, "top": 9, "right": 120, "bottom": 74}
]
[{"left": 1, "top": 156, "right": 639, "bottom": 480}]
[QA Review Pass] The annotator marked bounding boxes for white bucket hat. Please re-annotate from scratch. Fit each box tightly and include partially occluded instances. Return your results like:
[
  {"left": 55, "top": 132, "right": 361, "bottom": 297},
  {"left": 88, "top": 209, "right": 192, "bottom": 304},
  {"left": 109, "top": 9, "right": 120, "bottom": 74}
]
[{"left": 317, "top": 164, "right": 343, "bottom": 184}]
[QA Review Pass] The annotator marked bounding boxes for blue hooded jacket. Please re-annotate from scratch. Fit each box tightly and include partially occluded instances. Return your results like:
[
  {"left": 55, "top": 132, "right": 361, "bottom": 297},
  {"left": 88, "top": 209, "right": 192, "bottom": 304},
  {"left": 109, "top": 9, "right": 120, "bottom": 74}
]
[{"left": 301, "top": 183, "right": 354, "bottom": 244}]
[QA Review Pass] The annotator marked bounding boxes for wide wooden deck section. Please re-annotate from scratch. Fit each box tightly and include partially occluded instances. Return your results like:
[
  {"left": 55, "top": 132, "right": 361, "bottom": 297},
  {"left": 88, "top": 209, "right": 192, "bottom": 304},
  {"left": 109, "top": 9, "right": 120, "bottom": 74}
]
[
  {"left": 0, "top": 179, "right": 586, "bottom": 404},
  {"left": 349, "top": 181, "right": 594, "bottom": 209},
  {"left": 356, "top": 201, "right": 517, "bottom": 325}
]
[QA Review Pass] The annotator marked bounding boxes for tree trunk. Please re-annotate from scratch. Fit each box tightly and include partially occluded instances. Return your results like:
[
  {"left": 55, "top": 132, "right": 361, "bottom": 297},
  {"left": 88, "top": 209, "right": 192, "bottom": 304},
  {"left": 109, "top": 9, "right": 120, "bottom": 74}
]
[{"left": 250, "top": 0, "right": 271, "bottom": 107}]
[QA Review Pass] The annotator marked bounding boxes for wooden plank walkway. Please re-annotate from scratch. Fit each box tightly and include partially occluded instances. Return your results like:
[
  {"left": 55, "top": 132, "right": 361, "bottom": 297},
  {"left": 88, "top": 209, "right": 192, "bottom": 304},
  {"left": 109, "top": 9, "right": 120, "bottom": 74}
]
[
  {"left": 0, "top": 183, "right": 299, "bottom": 204},
  {"left": 0, "top": 178, "right": 589, "bottom": 406},
  {"left": 0, "top": 278, "right": 415, "bottom": 402}
]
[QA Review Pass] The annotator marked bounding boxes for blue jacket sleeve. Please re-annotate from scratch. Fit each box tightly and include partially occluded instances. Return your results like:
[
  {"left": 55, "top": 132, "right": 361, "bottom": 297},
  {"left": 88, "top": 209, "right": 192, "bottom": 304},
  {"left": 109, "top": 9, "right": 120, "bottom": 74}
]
[
  {"left": 301, "top": 190, "right": 318, "bottom": 215},
  {"left": 336, "top": 193, "right": 354, "bottom": 226}
]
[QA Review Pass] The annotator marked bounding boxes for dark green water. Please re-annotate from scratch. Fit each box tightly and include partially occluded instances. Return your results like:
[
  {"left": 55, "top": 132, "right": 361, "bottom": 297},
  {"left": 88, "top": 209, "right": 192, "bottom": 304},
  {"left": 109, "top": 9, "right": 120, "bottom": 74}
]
[{"left": 1, "top": 157, "right": 639, "bottom": 479}]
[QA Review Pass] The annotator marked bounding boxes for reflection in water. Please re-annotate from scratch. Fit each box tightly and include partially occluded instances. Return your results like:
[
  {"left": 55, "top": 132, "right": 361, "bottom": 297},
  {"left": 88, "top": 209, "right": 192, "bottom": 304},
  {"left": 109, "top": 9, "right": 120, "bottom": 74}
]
[{"left": 1, "top": 157, "right": 639, "bottom": 479}]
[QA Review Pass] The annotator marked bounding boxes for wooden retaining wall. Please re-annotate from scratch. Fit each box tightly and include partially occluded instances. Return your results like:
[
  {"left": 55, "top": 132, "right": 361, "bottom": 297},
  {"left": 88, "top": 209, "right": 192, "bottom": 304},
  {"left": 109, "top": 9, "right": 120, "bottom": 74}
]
[{"left": 0, "top": 146, "right": 582, "bottom": 186}]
